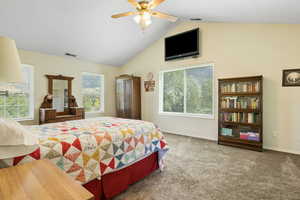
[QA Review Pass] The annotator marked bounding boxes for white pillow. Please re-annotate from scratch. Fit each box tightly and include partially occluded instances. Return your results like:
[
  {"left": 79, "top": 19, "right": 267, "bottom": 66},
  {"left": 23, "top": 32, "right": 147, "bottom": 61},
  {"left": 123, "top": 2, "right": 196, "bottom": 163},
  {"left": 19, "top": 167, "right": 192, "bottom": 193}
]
[
  {"left": 0, "top": 118, "right": 38, "bottom": 146},
  {"left": 0, "top": 118, "right": 39, "bottom": 159},
  {"left": 0, "top": 145, "right": 39, "bottom": 160}
]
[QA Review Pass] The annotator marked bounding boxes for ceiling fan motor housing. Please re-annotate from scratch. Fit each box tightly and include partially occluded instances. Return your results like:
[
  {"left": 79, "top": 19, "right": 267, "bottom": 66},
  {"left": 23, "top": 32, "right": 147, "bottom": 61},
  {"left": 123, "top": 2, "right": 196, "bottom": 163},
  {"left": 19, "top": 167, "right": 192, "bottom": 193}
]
[{"left": 138, "top": 1, "right": 150, "bottom": 11}]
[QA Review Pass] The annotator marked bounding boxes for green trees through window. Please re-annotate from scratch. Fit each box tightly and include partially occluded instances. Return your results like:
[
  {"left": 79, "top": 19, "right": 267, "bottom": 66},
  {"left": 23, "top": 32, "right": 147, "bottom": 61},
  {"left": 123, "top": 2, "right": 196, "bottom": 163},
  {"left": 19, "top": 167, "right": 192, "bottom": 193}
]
[
  {"left": 186, "top": 66, "right": 213, "bottom": 114},
  {"left": 82, "top": 73, "right": 104, "bottom": 113},
  {"left": 0, "top": 65, "right": 33, "bottom": 120},
  {"left": 163, "top": 70, "right": 184, "bottom": 112},
  {"left": 161, "top": 65, "right": 213, "bottom": 117}
]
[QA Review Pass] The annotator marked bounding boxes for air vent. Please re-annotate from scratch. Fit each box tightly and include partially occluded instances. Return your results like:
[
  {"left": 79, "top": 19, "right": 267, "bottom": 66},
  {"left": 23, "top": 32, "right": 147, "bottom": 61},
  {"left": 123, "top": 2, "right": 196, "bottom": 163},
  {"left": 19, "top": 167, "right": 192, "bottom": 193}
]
[
  {"left": 190, "top": 18, "right": 202, "bottom": 21},
  {"left": 65, "top": 53, "right": 77, "bottom": 58}
]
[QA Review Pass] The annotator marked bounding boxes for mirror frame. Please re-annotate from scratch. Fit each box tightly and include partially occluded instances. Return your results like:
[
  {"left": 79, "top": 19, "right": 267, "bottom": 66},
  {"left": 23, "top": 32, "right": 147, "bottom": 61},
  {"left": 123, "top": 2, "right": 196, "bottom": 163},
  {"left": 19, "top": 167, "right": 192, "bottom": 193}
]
[
  {"left": 46, "top": 74, "right": 73, "bottom": 98},
  {"left": 41, "top": 75, "right": 78, "bottom": 112}
]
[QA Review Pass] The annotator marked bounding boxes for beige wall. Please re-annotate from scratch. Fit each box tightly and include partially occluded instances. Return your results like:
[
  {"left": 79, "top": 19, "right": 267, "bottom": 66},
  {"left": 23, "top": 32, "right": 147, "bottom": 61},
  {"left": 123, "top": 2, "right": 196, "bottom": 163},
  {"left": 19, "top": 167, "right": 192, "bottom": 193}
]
[
  {"left": 120, "top": 22, "right": 300, "bottom": 154},
  {"left": 18, "top": 50, "right": 119, "bottom": 125}
]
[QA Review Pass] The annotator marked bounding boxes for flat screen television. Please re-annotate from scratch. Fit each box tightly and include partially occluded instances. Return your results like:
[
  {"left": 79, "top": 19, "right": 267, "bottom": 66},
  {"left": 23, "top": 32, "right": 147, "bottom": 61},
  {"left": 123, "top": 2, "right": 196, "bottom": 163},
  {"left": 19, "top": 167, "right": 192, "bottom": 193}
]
[{"left": 165, "top": 28, "right": 199, "bottom": 61}]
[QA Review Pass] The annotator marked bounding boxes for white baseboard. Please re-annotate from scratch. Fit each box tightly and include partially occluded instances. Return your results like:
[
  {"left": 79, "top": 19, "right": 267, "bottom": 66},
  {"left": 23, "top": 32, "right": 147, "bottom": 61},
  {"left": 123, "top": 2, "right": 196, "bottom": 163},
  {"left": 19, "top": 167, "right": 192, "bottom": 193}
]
[
  {"left": 263, "top": 146, "right": 300, "bottom": 155},
  {"left": 162, "top": 129, "right": 300, "bottom": 155},
  {"left": 161, "top": 129, "right": 217, "bottom": 142}
]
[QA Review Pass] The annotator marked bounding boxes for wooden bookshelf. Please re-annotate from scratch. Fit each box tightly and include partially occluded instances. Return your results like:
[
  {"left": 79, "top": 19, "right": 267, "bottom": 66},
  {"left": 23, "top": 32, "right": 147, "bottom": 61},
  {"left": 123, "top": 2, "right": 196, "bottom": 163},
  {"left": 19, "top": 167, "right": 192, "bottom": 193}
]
[{"left": 218, "top": 75, "right": 263, "bottom": 152}]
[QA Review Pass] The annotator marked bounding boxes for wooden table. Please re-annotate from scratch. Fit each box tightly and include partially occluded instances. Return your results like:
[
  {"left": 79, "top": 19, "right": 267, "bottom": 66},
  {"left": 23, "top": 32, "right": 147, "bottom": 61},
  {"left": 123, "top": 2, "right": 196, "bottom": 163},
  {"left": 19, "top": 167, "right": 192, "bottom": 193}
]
[{"left": 0, "top": 159, "right": 94, "bottom": 200}]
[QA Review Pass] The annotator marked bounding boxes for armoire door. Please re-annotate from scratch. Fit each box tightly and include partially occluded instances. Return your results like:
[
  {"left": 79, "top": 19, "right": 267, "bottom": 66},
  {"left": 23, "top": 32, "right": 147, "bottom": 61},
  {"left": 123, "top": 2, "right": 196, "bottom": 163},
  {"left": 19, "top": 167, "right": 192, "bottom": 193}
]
[
  {"left": 116, "top": 75, "right": 141, "bottom": 120},
  {"left": 123, "top": 79, "right": 132, "bottom": 118},
  {"left": 116, "top": 78, "right": 132, "bottom": 118}
]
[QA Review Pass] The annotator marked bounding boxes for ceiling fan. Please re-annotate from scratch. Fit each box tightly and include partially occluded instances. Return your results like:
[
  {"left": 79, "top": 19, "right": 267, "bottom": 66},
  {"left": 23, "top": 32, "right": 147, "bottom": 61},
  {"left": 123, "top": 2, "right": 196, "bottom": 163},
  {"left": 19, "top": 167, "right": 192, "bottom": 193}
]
[{"left": 112, "top": 0, "right": 178, "bottom": 30}]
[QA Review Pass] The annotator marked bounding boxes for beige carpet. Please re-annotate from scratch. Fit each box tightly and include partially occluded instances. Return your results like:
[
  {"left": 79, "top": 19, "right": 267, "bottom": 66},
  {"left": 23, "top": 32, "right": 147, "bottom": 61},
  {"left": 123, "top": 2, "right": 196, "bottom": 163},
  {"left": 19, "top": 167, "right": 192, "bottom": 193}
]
[{"left": 113, "top": 133, "right": 300, "bottom": 200}]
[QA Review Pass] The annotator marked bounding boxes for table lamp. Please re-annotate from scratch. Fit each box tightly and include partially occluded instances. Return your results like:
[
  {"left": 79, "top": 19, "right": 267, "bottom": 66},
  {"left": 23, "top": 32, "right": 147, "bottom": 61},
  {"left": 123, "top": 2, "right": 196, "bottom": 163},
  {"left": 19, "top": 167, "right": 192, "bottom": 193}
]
[
  {"left": 0, "top": 37, "right": 33, "bottom": 160},
  {"left": 0, "top": 36, "right": 22, "bottom": 96}
]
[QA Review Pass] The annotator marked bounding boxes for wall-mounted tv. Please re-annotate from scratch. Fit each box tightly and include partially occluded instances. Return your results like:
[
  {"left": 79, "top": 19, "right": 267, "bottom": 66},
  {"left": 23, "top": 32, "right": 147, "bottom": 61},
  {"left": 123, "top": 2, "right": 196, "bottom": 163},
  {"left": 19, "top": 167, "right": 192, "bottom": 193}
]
[{"left": 165, "top": 28, "right": 199, "bottom": 61}]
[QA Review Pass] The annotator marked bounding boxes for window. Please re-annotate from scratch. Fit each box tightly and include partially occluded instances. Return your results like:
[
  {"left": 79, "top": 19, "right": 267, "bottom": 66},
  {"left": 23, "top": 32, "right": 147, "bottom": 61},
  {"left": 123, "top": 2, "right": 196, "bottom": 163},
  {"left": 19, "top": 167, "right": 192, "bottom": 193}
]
[
  {"left": 159, "top": 64, "right": 214, "bottom": 118},
  {"left": 0, "top": 64, "right": 34, "bottom": 121},
  {"left": 82, "top": 72, "right": 104, "bottom": 113}
]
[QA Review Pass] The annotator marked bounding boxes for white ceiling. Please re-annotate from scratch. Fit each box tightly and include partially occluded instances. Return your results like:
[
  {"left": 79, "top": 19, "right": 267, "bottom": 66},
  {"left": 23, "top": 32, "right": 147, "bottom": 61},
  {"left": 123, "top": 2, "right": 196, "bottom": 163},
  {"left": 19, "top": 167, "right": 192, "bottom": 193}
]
[{"left": 0, "top": 0, "right": 300, "bottom": 66}]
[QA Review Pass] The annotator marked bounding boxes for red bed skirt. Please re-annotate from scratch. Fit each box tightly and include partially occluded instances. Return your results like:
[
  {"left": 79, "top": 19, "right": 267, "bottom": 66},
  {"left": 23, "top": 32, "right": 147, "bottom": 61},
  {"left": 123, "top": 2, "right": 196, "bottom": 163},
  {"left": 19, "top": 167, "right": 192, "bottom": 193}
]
[{"left": 83, "top": 152, "right": 159, "bottom": 200}]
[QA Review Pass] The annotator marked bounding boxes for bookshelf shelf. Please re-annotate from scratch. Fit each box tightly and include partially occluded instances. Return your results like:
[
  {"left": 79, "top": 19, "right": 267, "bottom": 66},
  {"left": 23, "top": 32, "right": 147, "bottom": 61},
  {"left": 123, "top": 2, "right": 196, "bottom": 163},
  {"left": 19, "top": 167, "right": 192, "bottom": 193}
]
[
  {"left": 218, "top": 75, "right": 263, "bottom": 152},
  {"left": 220, "top": 92, "right": 261, "bottom": 96},
  {"left": 222, "top": 121, "right": 261, "bottom": 127},
  {"left": 219, "top": 136, "right": 261, "bottom": 145},
  {"left": 220, "top": 108, "right": 260, "bottom": 113}
]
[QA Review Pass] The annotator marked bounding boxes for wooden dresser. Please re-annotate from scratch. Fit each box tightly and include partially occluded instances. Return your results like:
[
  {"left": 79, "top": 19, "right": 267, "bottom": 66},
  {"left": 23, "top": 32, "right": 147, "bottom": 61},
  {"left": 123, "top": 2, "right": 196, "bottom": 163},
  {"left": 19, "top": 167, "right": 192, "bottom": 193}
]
[
  {"left": 116, "top": 75, "right": 141, "bottom": 120},
  {"left": 40, "top": 107, "right": 85, "bottom": 124},
  {"left": 39, "top": 74, "right": 85, "bottom": 124},
  {"left": 0, "top": 159, "right": 94, "bottom": 200}
]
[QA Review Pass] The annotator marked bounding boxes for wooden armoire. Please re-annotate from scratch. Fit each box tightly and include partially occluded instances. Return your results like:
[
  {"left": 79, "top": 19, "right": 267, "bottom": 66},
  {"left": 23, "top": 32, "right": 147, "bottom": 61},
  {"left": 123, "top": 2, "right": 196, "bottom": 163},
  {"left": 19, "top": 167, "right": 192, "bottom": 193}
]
[{"left": 116, "top": 75, "right": 141, "bottom": 120}]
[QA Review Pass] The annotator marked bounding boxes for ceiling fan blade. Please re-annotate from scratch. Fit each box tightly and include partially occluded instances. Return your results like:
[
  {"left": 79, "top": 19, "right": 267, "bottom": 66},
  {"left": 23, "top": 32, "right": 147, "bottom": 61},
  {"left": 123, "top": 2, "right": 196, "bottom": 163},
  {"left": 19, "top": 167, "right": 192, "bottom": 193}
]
[
  {"left": 128, "top": 0, "right": 141, "bottom": 8},
  {"left": 112, "top": 11, "right": 138, "bottom": 18},
  {"left": 151, "top": 11, "right": 178, "bottom": 22},
  {"left": 149, "top": 0, "right": 166, "bottom": 9}
]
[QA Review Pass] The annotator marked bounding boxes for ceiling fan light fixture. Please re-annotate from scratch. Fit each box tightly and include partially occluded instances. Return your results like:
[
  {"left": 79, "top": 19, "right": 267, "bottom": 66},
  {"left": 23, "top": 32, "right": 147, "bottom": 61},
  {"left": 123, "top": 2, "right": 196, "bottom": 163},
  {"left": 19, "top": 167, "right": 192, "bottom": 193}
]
[
  {"left": 134, "top": 15, "right": 141, "bottom": 24},
  {"left": 134, "top": 12, "right": 151, "bottom": 23},
  {"left": 139, "top": 18, "right": 152, "bottom": 30},
  {"left": 134, "top": 12, "right": 152, "bottom": 30}
]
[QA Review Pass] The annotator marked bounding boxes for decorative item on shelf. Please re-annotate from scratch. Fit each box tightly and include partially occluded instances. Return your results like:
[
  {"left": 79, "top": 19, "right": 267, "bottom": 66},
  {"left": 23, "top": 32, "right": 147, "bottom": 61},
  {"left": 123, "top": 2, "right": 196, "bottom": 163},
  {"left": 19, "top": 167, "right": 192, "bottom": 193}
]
[
  {"left": 69, "top": 95, "right": 78, "bottom": 107},
  {"left": 40, "top": 94, "right": 53, "bottom": 108},
  {"left": 144, "top": 72, "right": 155, "bottom": 92},
  {"left": 282, "top": 68, "right": 300, "bottom": 87},
  {"left": 0, "top": 36, "right": 23, "bottom": 96}
]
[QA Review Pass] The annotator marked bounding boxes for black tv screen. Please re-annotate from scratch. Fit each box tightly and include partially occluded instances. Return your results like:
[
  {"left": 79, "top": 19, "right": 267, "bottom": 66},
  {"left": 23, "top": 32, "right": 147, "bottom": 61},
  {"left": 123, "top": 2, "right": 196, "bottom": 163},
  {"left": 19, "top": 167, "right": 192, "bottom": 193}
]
[{"left": 165, "top": 28, "right": 199, "bottom": 61}]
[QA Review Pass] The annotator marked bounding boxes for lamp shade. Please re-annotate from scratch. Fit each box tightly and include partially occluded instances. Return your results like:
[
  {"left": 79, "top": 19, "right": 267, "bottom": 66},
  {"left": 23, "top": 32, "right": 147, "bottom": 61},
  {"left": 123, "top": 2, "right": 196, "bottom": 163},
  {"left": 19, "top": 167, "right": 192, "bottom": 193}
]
[{"left": 0, "top": 36, "right": 22, "bottom": 83}]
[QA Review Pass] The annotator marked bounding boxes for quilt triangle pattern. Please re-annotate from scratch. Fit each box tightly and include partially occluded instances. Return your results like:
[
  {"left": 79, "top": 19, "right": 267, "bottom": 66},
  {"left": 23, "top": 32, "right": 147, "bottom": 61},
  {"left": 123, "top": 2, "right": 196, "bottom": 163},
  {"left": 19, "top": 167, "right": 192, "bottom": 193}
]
[
  {"left": 61, "top": 142, "right": 71, "bottom": 155},
  {"left": 101, "top": 144, "right": 111, "bottom": 152},
  {"left": 72, "top": 138, "right": 82, "bottom": 151},
  {"left": 113, "top": 143, "right": 124, "bottom": 156},
  {"left": 67, "top": 162, "right": 82, "bottom": 173},
  {"left": 65, "top": 151, "right": 81, "bottom": 163}
]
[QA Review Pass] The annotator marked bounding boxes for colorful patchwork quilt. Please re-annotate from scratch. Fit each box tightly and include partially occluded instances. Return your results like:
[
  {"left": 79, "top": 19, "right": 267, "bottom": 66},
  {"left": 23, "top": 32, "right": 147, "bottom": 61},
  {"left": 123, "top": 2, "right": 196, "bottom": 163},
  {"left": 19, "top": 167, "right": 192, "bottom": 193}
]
[{"left": 0, "top": 117, "right": 168, "bottom": 184}]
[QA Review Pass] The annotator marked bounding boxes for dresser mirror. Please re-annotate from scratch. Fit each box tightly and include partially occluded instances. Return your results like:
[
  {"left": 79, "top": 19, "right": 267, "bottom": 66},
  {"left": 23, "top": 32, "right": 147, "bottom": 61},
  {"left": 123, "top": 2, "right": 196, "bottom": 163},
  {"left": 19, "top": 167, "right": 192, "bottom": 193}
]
[{"left": 53, "top": 79, "right": 68, "bottom": 112}]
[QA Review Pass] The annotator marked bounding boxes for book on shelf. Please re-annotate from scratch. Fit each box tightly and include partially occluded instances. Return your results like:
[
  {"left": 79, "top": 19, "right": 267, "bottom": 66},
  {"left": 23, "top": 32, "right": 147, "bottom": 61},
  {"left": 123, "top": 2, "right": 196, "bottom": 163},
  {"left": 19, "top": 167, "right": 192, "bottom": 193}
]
[
  {"left": 222, "top": 112, "right": 260, "bottom": 124},
  {"left": 221, "top": 128, "right": 233, "bottom": 136},
  {"left": 240, "top": 130, "right": 260, "bottom": 141},
  {"left": 221, "top": 81, "right": 260, "bottom": 93},
  {"left": 221, "top": 97, "right": 259, "bottom": 110}
]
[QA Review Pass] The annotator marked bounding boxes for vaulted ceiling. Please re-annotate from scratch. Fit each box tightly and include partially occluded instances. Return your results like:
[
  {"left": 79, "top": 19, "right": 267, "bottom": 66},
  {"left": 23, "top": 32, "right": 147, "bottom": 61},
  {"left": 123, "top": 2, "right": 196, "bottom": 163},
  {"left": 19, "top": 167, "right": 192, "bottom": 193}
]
[{"left": 1, "top": 0, "right": 299, "bottom": 66}]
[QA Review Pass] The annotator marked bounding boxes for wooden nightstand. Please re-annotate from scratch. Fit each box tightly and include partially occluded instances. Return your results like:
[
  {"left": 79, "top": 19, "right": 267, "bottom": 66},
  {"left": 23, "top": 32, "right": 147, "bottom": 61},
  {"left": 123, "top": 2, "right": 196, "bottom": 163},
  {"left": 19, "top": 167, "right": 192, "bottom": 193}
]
[{"left": 0, "top": 159, "right": 94, "bottom": 200}]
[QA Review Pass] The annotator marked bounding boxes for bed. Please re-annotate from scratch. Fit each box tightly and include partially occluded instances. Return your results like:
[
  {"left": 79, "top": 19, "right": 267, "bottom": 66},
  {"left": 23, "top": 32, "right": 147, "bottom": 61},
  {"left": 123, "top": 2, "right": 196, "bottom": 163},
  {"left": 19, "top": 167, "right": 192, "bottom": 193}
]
[{"left": 0, "top": 117, "right": 168, "bottom": 199}]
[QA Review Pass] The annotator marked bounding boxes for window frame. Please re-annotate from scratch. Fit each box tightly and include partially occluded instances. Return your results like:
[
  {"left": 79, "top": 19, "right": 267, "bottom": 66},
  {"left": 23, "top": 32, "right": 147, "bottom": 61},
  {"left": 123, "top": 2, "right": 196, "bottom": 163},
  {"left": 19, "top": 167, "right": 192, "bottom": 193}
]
[
  {"left": 0, "top": 64, "right": 34, "bottom": 121},
  {"left": 81, "top": 72, "right": 105, "bottom": 113},
  {"left": 159, "top": 63, "right": 214, "bottom": 119}
]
